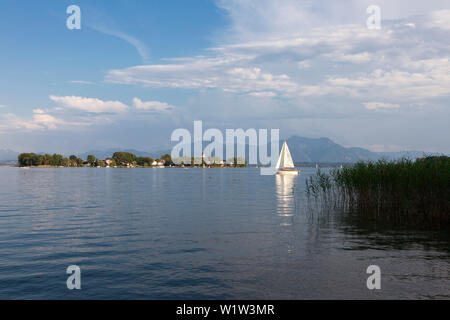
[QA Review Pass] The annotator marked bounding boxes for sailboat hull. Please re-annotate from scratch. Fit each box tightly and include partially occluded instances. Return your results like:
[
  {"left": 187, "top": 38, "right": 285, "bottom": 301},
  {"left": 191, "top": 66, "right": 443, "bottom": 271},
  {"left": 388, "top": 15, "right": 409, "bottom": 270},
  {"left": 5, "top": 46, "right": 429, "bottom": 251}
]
[{"left": 277, "top": 168, "right": 299, "bottom": 175}]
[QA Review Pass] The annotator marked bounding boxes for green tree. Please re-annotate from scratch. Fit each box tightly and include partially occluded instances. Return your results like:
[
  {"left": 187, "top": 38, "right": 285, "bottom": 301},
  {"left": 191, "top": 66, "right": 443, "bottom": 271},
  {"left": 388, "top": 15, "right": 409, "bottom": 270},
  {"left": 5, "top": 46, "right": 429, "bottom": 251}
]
[
  {"left": 18, "top": 153, "right": 34, "bottom": 166},
  {"left": 68, "top": 155, "right": 79, "bottom": 167},
  {"left": 61, "top": 157, "right": 70, "bottom": 167},
  {"left": 161, "top": 154, "right": 173, "bottom": 166},
  {"left": 136, "top": 156, "right": 154, "bottom": 166},
  {"left": 95, "top": 160, "right": 106, "bottom": 167},
  {"left": 44, "top": 154, "right": 52, "bottom": 165},
  {"left": 87, "top": 155, "right": 96, "bottom": 166},
  {"left": 34, "top": 154, "right": 43, "bottom": 165},
  {"left": 52, "top": 154, "right": 63, "bottom": 166},
  {"left": 112, "top": 152, "right": 136, "bottom": 166},
  {"left": 18, "top": 153, "right": 68, "bottom": 167}
]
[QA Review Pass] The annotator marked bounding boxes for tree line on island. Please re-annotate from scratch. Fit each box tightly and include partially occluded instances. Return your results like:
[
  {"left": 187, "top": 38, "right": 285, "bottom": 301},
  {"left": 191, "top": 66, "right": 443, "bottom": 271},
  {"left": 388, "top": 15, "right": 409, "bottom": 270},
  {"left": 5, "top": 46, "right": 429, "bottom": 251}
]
[
  {"left": 17, "top": 152, "right": 172, "bottom": 167},
  {"left": 17, "top": 152, "right": 246, "bottom": 168}
]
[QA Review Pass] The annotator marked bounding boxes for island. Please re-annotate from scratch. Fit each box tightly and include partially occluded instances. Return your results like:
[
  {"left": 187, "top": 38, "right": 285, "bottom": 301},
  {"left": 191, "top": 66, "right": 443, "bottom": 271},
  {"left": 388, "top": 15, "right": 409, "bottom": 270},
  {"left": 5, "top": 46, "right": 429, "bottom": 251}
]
[{"left": 17, "top": 152, "right": 247, "bottom": 168}]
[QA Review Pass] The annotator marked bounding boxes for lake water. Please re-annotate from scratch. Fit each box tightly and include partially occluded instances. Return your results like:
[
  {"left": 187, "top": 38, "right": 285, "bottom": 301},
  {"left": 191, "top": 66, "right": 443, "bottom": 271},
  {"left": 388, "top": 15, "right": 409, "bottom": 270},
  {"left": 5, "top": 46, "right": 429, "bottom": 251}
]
[{"left": 0, "top": 167, "right": 448, "bottom": 299}]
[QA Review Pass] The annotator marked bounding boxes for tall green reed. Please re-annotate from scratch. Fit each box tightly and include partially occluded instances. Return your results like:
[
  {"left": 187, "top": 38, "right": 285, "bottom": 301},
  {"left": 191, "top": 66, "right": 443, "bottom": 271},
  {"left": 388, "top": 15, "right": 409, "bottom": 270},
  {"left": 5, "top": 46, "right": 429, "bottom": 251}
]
[{"left": 305, "top": 157, "right": 450, "bottom": 229}]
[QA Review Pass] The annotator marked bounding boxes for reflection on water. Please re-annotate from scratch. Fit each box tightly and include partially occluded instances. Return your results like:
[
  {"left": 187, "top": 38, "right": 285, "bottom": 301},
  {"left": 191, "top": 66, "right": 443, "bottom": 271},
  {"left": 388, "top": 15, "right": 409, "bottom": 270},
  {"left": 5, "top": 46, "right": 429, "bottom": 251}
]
[
  {"left": 275, "top": 174, "right": 298, "bottom": 229},
  {"left": 275, "top": 174, "right": 297, "bottom": 217}
]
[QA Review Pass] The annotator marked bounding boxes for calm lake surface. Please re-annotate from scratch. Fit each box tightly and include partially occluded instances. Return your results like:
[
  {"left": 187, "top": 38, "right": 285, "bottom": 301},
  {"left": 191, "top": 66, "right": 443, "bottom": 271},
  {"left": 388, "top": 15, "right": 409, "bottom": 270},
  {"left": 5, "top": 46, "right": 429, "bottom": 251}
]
[{"left": 0, "top": 167, "right": 448, "bottom": 299}]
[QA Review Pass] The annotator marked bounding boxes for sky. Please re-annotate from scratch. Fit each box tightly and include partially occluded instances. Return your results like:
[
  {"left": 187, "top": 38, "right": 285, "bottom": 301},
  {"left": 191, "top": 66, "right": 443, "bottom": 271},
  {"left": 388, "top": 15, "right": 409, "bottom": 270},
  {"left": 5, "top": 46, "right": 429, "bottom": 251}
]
[{"left": 0, "top": 0, "right": 449, "bottom": 154}]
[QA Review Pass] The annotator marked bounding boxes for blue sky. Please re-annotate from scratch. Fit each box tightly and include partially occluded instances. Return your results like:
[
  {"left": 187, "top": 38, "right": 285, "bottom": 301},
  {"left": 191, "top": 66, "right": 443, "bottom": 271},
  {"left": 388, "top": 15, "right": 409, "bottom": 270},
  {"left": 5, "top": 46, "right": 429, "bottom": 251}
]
[{"left": 0, "top": 0, "right": 449, "bottom": 154}]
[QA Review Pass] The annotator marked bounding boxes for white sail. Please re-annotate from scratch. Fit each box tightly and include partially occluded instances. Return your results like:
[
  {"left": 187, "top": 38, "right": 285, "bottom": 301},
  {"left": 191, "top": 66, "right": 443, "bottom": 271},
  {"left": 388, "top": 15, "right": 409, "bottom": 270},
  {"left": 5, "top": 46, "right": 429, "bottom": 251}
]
[{"left": 276, "top": 141, "right": 295, "bottom": 169}]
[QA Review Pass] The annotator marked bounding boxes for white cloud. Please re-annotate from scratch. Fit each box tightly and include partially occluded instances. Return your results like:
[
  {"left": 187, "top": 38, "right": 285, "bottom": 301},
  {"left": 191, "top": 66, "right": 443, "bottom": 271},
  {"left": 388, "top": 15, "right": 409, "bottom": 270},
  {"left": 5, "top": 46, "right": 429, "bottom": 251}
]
[
  {"left": 107, "top": 61, "right": 297, "bottom": 95},
  {"left": 424, "top": 9, "right": 450, "bottom": 30},
  {"left": 216, "top": 0, "right": 450, "bottom": 41},
  {"left": 69, "top": 80, "right": 97, "bottom": 85},
  {"left": 31, "top": 109, "right": 62, "bottom": 130},
  {"left": 364, "top": 102, "right": 400, "bottom": 111},
  {"left": 0, "top": 95, "right": 179, "bottom": 134},
  {"left": 297, "top": 60, "right": 311, "bottom": 69},
  {"left": 105, "top": 10, "right": 450, "bottom": 103},
  {"left": 49, "top": 95, "right": 129, "bottom": 113},
  {"left": 248, "top": 91, "right": 277, "bottom": 97},
  {"left": 325, "top": 60, "right": 450, "bottom": 100},
  {"left": 1, "top": 96, "right": 133, "bottom": 133},
  {"left": 91, "top": 24, "right": 150, "bottom": 63},
  {"left": 0, "top": 113, "right": 41, "bottom": 131},
  {"left": 133, "top": 98, "right": 175, "bottom": 112},
  {"left": 324, "top": 52, "right": 372, "bottom": 64},
  {"left": 0, "top": 110, "right": 66, "bottom": 131}
]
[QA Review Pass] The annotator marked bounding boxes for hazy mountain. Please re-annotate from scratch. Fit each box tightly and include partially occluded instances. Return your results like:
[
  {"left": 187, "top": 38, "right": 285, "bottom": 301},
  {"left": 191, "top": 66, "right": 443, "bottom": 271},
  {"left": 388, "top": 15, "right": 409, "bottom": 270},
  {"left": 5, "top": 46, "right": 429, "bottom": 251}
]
[
  {"left": 285, "top": 136, "right": 378, "bottom": 162},
  {"left": 1, "top": 137, "right": 444, "bottom": 164},
  {"left": 0, "top": 149, "right": 19, "bottom": 162},
  {"left": 376, "top": 150, "right": 437, "bottom": 161},
  {"left": 78, "top": 148, "right": 158, "bottom": 160},
  {"left": 285, "top": 136, "right": 443, "bottom": 163}
]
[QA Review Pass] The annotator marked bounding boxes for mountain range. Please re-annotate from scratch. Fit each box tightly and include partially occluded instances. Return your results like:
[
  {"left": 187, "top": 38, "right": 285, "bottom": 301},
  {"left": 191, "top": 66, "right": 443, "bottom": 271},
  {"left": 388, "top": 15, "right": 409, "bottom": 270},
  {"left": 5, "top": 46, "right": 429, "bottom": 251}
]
[
  {"left": 283, "top": 136, "right": 436, "bottom": 163},
  {"left": 0, "top": 149, "right": 20, "bottom": 164},
  {"left": 0, "top": 136, "right": 443, "bottom": 164}
]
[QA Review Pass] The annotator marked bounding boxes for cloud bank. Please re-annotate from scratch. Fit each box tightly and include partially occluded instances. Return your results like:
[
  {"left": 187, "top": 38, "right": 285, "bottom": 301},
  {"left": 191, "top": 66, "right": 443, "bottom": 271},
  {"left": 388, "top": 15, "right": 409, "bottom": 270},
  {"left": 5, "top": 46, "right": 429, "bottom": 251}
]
[
  {"left": 0, "top": 96, "right": 175, "bottom": 133},
  {"left": 105, "top": 10, "right": 450, "bottom": 107}
]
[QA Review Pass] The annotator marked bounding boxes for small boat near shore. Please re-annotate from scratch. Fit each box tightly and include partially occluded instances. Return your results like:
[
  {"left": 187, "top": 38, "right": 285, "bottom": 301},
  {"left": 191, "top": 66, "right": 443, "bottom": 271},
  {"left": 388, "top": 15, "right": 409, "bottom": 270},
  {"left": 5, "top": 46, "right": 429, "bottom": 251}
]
[{"left": 276, "top": 141, "right": 299, "bottom": 175}]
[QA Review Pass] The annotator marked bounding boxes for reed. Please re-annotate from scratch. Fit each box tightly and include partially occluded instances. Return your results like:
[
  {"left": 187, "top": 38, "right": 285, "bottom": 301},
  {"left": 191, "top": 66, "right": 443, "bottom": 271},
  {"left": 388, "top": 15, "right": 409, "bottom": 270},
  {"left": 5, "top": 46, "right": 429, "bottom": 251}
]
[{"left": 306, "top": 157, "right": 450, "bottom": 229}]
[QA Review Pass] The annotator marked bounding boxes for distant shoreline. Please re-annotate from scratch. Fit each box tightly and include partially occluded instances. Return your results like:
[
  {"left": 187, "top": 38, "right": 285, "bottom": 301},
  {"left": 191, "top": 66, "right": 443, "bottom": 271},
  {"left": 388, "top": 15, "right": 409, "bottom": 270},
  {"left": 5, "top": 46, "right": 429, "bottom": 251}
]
[{"left": 3, "top": 164, "right": 341, "bottom": 168}]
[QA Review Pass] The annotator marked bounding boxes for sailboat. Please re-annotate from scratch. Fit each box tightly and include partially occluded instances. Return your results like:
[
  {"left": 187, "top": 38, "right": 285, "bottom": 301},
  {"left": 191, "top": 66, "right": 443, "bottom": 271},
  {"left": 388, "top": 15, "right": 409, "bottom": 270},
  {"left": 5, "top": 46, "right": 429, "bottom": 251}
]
[{"left": 276, "top": 141, "right": 299, "bottom": 175}]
